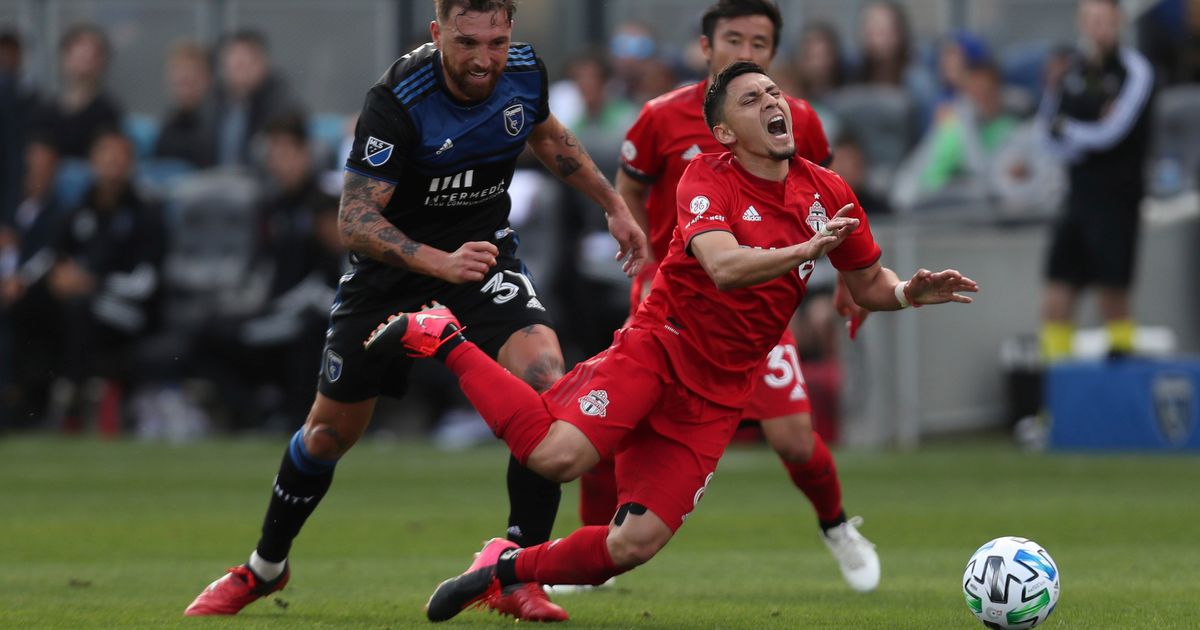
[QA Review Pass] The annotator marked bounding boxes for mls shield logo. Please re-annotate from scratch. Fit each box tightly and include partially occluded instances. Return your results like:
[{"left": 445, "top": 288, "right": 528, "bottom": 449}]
[
  {"left": 578, "top": 389, "right": 610, "bottom": 417},
  {"left": 1153, "top": 373, "right": 1195, "bottom": 447},
  {"left": 325, "top": 349, "right": 344, "bottom": 383},
  {"left": 503, "top": 103, "right": 525, "bottom": 136},
  {"left": 363, "top": 136, "right": 393, "bottom": 167}
]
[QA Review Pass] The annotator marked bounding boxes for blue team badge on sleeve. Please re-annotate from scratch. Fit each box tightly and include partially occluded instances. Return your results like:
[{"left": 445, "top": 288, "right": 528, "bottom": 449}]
[
  {"left": 503, "top": 103, "right": 525, "bottom": 136},
  {"left": 325, "top": 349, "right": 344, "bottom": 382},
  {"left": 363, "top": 136, "right": 393, "bottom": 167}
]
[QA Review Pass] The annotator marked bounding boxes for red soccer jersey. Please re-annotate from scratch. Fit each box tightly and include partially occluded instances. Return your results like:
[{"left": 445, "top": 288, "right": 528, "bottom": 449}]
[
  {"left": 620, "top": 81, "right": 831, "bottom": 262},
  {"left": 630, "top": 153, "right": 881, "bottom": 408}
]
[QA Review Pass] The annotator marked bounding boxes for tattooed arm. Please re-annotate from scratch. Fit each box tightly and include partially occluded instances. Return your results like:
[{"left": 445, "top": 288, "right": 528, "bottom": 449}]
[
  {"left": 338, "top": 170, "right": 498, "bottom": 283},
  {"left": 526, "top": 114, "right": 648, "bottom": 276}
]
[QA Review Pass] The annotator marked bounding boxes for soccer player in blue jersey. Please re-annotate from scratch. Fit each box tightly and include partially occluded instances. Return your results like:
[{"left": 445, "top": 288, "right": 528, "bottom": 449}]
[{"left": 184, "top": 0, "right": 647, "bottom": 621}]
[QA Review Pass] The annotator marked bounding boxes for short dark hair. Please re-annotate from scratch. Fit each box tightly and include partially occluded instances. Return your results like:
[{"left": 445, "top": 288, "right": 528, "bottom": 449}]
[
  {"left": 701, "top": 0, "right": 783, "bottom": 52},
  {"left": 703, "top": 60, "right": 767, "bottom": 130},
  {"left": 264, "top": 111, "right": 309, "bottom": 144},
  {"left": 223, "top": 29, "right": 269, "bottom": 54},
  {"left": 59, "top": 23, "right": 109, "bottom": 59},
  {"left": 434, "top": 0, "right": 517, "bottom": 25}
]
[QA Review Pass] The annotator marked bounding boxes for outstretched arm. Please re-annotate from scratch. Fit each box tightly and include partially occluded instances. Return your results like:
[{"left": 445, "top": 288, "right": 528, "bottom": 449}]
[
  {"left": 841, "top": 261, "right": 978, "bottom": 311},
  {"left": 691, "top": 204, "right": 861, "bottom": 291},
  {"left": 527, "top": 114, "right": 648, "bottom": 276},
  {"left": 338, "top": 170, "right": 497, "bottom": 283}
]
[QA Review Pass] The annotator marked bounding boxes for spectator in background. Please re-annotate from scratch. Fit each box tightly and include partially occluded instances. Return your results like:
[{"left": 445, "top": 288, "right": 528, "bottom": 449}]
[
  {"left": 47, "top": 130, "right": 165, "bottom": 433},
  {"left": 917, "top": 61, "right": 1019, "bottom": 195},
  {"left": 1, "top": 143, "right": 64, "bottom": 428},
  {"left": 783, "top": 22, "right": 846, "bottom": 104},
  {"left": 30, "top": 24, "right": 123, "bottom": 159},
  {"left": 609, "top": 21, "right": 662, "bottom": 104},
  {"left": 831, "top": 133, "right": 892, "bottom": 216},
  {"left": 562, "top": 51, "right": 637, "bottom": 173},
  {"left": 1, "top": 30, "right": 35, "bottom": 220},
  {"left": 191, "top": 113, "right": 341, "bottom": 430},
  {"left": 933, "top": 31, "right": 990, "bottom": 116},
  {"left": 1038, "top": 0, "right": 1154, "bottom": 362},
  {"left": 1138, "top": 0, "right": 1200, "bottom": 85},
  {"left": 212, "top": 30, "right": 298, "bottom": 167},
  {"left": 852, "top": 1, "right": 936, "bottom": 128},
  {"left": 155, "top": 41, "right": 216, "bottom": 167}
]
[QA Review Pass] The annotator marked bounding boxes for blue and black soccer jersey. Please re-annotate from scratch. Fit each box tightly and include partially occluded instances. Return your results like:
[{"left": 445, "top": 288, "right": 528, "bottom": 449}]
[{"left": 344, "top": 42, "right": 549, "bottom": 290}]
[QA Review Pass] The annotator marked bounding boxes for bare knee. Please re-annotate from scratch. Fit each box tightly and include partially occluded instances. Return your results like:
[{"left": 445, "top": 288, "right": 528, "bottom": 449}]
[
  {"left": 302, "top": 422, "right": 358, "bottom": 460},
  {"left": 606, "top": 506, "right": 672, "bottom": 568},
  {"left": 772, "top": 430, "right": 815, "bottom": 463},
  {"left": 525, "top": 421, "right": 599, "bottom": 482},
  {"left": 763, "top": 414, "right": 815, "bottom": 463}
]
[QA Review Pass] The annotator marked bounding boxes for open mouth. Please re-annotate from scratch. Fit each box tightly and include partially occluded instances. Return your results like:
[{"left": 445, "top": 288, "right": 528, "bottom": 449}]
[
  {"left": 767, "top": 114, "right": 787, "bottom": 137},
  {"left": 468, "top": 69, "right": 490, "bottom": 80}
]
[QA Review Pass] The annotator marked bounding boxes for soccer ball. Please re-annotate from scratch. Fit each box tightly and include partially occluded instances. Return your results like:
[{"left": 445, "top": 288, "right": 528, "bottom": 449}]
[{"left": 962, "top": 536, "right": 1060, "bottom": 629}]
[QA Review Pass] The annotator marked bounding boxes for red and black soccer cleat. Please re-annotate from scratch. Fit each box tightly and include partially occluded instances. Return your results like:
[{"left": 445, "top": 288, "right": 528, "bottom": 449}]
[
  {"left": 364, "top": 303, "right": 465, "bottom": 358},
  {"left": 183, "top": 564, "right": 289, "bottom": 616},
  {"left": 426, "top": 538, "right": 568, "bottom": 623},
  {"left": 489, "top": 582, "right": 569, "bottom": 622}
]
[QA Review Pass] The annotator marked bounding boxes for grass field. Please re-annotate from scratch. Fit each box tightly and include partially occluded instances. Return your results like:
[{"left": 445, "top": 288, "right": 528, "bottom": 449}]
[{"left": 1, "top": 436, "right": 1197, "bottom": 629}]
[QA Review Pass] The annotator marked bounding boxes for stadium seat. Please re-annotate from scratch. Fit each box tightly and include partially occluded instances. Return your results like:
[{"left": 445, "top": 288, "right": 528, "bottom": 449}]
[
  {"left": 1147, "top": 85, "right": 1200, "bottom": 197},
  {"left": 827, "top": 86, "right": 914, "bottom": 197}
]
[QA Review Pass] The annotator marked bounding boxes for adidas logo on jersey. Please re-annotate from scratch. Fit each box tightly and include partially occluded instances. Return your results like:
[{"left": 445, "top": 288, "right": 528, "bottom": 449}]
[
  {"left": 742, "top": 206, "right": 762, "bottom": 222},
  {"left": 526, "top": 297, "right": 545, "bottom": 311},
  {"left": 682, "top": 144, "right": 702, "bottom": 161},
  {"left": 436, "top": 138, "right": 454, "bottom": 155}
]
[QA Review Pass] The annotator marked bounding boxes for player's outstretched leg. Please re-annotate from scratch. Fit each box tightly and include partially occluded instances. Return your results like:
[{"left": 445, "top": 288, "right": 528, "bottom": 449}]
[
  {"left": 764, "top": 415, "right": 880, "bottom": 592},
  {"left": 184, "top": 564, "right": 290, "bottom": 616}
]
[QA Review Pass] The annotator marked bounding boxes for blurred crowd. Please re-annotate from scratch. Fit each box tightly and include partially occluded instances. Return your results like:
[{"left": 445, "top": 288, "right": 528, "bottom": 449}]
[{"left": 2, "top": 0, "right": 1199, "bottom": 440}]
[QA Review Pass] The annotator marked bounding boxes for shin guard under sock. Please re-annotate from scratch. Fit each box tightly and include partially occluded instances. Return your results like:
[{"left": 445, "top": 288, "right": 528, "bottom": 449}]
[
  {"left": 444, "top": 343, "right": 554, "bottom": 463},
  {"left": 782, "top": 432, "right": 844, "bottom": 526},
  {"left": 497, "top": 526, "right": 625, "bottom": 587},
  {"left": 256, "top": 430, "right": 337, "bottom": 562}
]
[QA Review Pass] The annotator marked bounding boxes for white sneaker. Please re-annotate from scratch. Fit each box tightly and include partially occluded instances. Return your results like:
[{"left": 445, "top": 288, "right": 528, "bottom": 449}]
[
  {"left": 822, "top": 516, "right": 880, "bottom": 592},
  {"left": 542, "top": 577, "right": 616, "bottom": 595}
]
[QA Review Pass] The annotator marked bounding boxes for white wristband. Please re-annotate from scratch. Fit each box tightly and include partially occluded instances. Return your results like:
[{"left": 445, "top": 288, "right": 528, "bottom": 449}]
[{"left": 894, "top": 281, "right": 911, "bottom": 309}]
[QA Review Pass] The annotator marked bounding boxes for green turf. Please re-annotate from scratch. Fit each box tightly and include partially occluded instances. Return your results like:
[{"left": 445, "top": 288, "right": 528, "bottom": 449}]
[{"left": 0, "top": 436, "right": 1196, "bottom": 629}]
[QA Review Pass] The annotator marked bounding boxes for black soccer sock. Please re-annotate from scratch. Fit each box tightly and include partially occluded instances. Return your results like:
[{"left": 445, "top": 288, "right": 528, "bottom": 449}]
[
  {"left": 505, "top": 454, "right": 561, "bottom": 548},
  {"left": 820, "top": 510, "right": 848, "bottom": 533},
  {"left": 256, "top": 430, "right": 338, "bottom": 562}
]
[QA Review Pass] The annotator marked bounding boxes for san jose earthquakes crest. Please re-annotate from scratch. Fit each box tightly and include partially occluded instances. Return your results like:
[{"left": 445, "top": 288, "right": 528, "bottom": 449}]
[
  {"left": 503, "top": 103, "right": 525, "bottom": 136},
  {"left": 325, "top": 349, "right": 344, "bottom": 382}
]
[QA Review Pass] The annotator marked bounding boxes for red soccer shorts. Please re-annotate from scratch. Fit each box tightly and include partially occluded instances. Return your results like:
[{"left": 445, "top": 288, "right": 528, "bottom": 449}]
[
  {"left": 742, "top": 328, "right": 813, "bottom": 421},
  {"left": 543, "top": 327, "right": 741, "bottom": 532}
]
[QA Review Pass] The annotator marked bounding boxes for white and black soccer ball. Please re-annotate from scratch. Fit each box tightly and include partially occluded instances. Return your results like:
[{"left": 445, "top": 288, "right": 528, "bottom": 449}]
[{"left": 963, "top": 536, "right": 1060, "bottom": 629}]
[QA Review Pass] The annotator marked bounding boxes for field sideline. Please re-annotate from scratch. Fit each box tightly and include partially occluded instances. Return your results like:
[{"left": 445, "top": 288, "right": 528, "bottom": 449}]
[{"left": 1, "top": 436, "right": 1196, "bottom": 629}]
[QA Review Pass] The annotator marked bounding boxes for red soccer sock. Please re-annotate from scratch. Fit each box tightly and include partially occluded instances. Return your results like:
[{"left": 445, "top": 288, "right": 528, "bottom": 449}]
[
  {"left": 445, "top": 343, "right": 553, "bottom": 464},
  {"left": 782, "top": 432, "right": 844, "bottom": 524},
  {"left": 512, "top": 526, "right": 626, "bottom": 586},
  {"left": 578, "top": 458, "right": 619, "bottom": 527}
]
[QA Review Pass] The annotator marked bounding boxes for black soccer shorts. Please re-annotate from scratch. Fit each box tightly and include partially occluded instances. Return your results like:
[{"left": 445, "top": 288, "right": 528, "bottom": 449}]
[{"left": 316, "top": 254, "right": 554, "bottom": 403}]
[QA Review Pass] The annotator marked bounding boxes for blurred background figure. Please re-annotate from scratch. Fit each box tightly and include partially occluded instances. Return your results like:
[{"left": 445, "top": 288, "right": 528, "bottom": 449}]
[
  {"left": 189, "top": 112, "right": 341, "bottom": 431},
  {"left": 782, "top": 22, "right": 847, "bottom": 105},
  {"left": 30, "top": 24, "right": 123, "bottom": 160},
  {"left": 46, "top": 130, "right": 164, "bottom": 435},
  {"left": 933, "top": 31, "right": 990, "bottom": 117},
  {"left": 1038, "top": 0, "right": 1154, "bottom": 363},
  {"left": 212, "top": 30, "right": 298, "bottom": 168},
  {"left": 852, "top": 0, "right": 936, "bottom": 128},
  {"left": 831, "top": 133, "right": 892, "bottom": 216},
  {"left": 155, "top": 41, "right": 216, "bottom": 168},
  {"left": 609, "top": 21, "right": 670, "bottom": 104},
  {"left": 914, "top": 61, "right": 1020, "bottom": 198},
  {"left": 1, "top": 29, "right": 34, "bottom": 220},
  {"left": 1137, "top": 0, "right": 1200, "bottom": 85}
]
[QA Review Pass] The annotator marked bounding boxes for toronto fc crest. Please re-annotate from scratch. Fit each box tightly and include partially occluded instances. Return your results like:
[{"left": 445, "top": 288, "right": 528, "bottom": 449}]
[
  {"left": 806, "top": 192, "right": 829, "bottom": 234},
  {"left": 578, "top": 389, "right": 610, "bottom": 417}
]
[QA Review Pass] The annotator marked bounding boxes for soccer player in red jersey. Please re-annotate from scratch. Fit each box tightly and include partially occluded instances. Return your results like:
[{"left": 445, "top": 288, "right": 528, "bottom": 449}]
[
  {"left": 591, "top": 0, "right": 879, "bottom": 591},
  {"left": 365, "top": 62, "right": 978, "bottom": 621}
]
